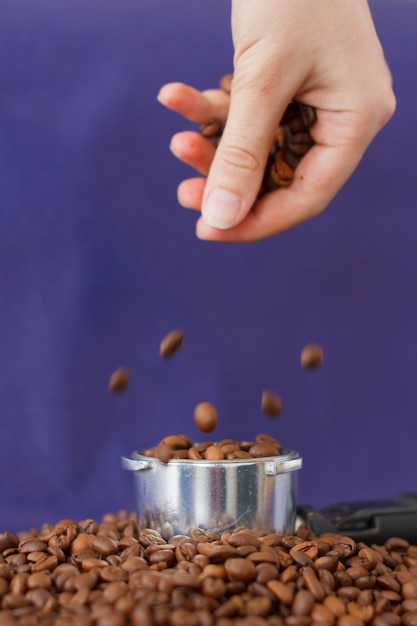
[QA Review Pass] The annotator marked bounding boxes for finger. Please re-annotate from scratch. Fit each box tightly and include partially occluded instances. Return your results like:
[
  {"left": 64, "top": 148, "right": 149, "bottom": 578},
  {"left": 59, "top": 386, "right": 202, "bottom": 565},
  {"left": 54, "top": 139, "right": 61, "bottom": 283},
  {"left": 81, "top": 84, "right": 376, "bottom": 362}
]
[
  {"left": 157, "top": 82, "right": 229, "bottom": 124},
  {"left": 196, "top": 132, "right": 369, "bottom": 242},
  {"left": 170, "top": 131, "right": 215, "bottom": 176},
  {"left": 200, "top": 64, "right": 298, "bottom": 230},
  {"left": 177, "top": 177, "right": 206, "bottom": 210}
]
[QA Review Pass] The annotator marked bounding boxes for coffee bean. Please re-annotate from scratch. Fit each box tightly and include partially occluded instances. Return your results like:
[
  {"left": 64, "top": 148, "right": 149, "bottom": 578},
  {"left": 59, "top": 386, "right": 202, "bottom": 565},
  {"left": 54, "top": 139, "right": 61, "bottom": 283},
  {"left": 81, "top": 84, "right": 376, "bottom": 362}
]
[
  {"left": 300, "top": 343, "right": 324, "bottom": 370},
  {"left": 0, "top": 532, "right": 19, "bottom": 552},
  {"left": 261, "top": 390, "right": 283, "bottom": 418},
  {"left": 224, "top": 558, "right": 257, "bottom": 583},
  {"left": 200, "top": 119, "right": 223, "bottom": 139},
  {"left": 248, "top": 442, "right": 280, "bottom": 458},
  {"left": 269, "top": 159, "right": 294, "bottom": 187},
  {"left": 204, "top": 445, "right": 225, "bottom": 460},
  {"left": 267, "top": 579, "right": 294, "bottom": 605},
  {"left": 159, "top": 329, "right": 184, "bottom": 358},
  {"left": 292, "top": 589, "right": 315, "bottom": 616},
  {"left": 153, "top": 442, "right": 171, "bottom": 463},
  {"left": 194, "top": 401, "right": 218, "bottom": 433},
  {"left": 162, "top": 434, "right": 192, "bottom": 449},
  {"left": 108, "top": 367, "right": 130, "bottom": 393},
  {"left": 187, "top": 447, "right": 202, "bottom": 460},
  {"left": 402, "top": 612, "right": 417, "bottom": 626}
]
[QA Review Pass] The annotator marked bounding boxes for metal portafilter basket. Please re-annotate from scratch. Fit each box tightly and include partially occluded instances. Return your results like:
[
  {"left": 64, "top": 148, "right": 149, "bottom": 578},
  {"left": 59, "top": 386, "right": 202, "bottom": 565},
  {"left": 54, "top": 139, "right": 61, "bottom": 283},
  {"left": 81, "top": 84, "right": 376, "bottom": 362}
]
[{"left": 122, "top": 449, "right": 302, "bottom": 539}]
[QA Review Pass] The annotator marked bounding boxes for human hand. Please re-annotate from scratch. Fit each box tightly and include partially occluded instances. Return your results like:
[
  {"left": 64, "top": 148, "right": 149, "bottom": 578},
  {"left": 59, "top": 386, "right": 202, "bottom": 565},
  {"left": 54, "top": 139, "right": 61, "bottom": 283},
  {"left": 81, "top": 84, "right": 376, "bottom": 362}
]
[{"left": 158, "top": 0, "right": 396, "bottom": 243}]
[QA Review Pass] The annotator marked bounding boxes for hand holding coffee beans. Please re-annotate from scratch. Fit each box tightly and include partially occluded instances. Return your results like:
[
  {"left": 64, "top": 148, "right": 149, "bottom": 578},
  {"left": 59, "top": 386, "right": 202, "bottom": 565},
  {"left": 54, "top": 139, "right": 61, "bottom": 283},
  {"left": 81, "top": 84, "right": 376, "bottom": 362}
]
[{"left": 200, "top": 77, "right": 317, "bottom": 205}]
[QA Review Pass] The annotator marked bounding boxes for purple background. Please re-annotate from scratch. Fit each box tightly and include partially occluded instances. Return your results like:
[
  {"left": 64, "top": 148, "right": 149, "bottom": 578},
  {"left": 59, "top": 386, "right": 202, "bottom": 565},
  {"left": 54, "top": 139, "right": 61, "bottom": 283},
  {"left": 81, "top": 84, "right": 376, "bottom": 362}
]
[{"left": 0, "top": 0, "right": 416, "bottom": 532}]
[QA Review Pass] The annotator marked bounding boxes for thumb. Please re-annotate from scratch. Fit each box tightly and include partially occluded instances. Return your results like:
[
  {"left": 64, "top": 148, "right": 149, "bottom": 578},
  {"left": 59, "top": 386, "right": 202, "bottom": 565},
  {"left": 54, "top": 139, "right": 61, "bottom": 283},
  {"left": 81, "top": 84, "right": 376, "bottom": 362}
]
[{"left": 201, "top": 68, "right": 288, "bottom": 230}]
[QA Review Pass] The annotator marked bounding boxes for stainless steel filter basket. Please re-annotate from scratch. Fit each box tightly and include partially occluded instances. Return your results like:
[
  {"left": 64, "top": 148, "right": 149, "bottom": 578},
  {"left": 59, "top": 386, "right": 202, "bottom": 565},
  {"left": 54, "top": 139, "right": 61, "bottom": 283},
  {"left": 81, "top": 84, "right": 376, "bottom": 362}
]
[{"left": 122, "top": 449, "right": 302, "bottom": 538}]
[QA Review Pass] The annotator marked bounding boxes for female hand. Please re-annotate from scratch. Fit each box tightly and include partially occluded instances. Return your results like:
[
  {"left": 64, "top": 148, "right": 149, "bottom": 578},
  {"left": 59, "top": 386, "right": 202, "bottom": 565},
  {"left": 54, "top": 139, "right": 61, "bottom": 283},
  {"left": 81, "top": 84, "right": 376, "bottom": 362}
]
[{"left": 158, "top": 0, "right": 396, "bottom": 242}]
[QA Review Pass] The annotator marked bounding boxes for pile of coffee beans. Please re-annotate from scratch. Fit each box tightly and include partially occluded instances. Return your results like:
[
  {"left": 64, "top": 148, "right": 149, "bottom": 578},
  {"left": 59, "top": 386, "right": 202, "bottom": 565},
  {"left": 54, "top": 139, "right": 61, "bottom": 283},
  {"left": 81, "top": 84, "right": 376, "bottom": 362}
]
[
  {"left": 2, "top": 510, "right": 417, "bottom": 626},
  {"left": 143, "top": 433, "right": 283, "bottom": 463},
  {"left": 200, "top": 74, "right": 317, "bottom": 201}
]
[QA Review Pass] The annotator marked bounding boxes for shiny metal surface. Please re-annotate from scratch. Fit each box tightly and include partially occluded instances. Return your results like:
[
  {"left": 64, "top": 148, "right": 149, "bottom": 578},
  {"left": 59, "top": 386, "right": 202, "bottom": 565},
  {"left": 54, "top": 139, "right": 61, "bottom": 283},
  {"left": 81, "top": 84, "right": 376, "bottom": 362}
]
[{"left": 122, "top": 449, "right": 302, "bottom": 537}]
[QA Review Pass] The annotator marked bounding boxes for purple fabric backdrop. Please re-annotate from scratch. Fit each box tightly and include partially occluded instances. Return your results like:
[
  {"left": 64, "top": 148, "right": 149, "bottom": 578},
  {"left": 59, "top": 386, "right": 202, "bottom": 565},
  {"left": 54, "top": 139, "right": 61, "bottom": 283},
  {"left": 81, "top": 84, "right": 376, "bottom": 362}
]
[{"left": 0, "top": 0, "right": 416, "bottom": 532}]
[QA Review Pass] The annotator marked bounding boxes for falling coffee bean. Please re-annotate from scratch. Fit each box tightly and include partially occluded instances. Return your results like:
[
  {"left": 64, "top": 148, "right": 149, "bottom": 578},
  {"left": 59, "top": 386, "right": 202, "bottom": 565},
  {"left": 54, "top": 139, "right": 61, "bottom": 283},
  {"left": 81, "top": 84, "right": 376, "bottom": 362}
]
[
  {"left": 159, "top": 329, "right": 184, "bottom": 359},
  {"left": 108, "top": 367, "right": 130, "bottom": 393},
  {"left": 300, "top": 343, "right": 324, "bottom": 370},
  {"left": 194, "top": 401, "right": 218, "bottom": 433},
  {"left": 261, "top": 390, "right": 283, "bottom": 418}
]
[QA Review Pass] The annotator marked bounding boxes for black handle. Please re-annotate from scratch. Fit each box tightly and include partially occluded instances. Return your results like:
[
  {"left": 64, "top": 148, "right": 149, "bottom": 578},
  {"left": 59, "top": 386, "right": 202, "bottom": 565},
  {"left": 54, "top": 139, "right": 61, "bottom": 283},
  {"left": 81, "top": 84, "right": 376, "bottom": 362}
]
[{"left": 297, "top": 493, "right": 417, "bottom": 545}]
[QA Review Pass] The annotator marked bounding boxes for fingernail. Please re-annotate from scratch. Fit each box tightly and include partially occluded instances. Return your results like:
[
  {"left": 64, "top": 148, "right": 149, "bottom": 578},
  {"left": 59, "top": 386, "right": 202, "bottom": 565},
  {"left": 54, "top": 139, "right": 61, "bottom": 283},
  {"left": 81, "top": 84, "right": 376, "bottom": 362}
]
[
  {"left": 156, "top": 89, "right": 166, "bottom": 105},
  {"left": 203, "top": 188, "right": 242, "bottom": 229}
]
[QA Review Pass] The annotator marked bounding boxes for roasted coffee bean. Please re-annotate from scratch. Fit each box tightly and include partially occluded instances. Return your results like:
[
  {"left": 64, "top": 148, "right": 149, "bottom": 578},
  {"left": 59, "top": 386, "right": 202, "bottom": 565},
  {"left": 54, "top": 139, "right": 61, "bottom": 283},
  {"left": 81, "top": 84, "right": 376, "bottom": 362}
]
[
  {"left": 154, "top": 442, "right": 173, "bottom": 464},
  {"left": 261, "top": 390, "right": 283, "bottom": 418},
  {"left": 194, "top": 401, "right": 218, "bottom": 433},
  {"left": 224, "top": 558, "right": 257, "bottom": 583},
  {"left": 188, "top": 446, "right": 203, "bottom": 460},
  {"left": 385, "top": 537, "right": 409, "bottom": 551},
  {"left": 204, "top": 445, "right": 225, "bottom": 460},
  {"left": 314, "top": 555, "right": 339, "bottom": 573},
  {"left": 108, "top": 367, "right": 130, "bottom": 393},
  {"left": 249, "top": 442, "right": 280, "bottom": 458},
  {"left": 269, "top": 159, "right": 294, "bottom": 187},
  {"left": 337, "top": 615, "right": 364, "bottom": 626},
  {"left": 267, "top": 579, "right": 294, "bottom": 605},
  {"left": 402, "top": 612, "right": 417, "bottom": 626},
  {"left": 292, "top": 589, "right": 315, "bottom": 615},
  {"left": 0, "top": 532, "right": 19, "bottom": 552},
  {"left": 300, "top": 343, "right": 324, "bottom": 370},
  {"left": 19, "top": 540, "right": 48, "bottom": 554},
  {"left": 256, "top": 563, "right": 279, "bottom": 584},
  {"left": 159, "top": 328, "right": 184, "bottom": 358},
  {"left": 372, "top": 613, "right": 401, "bottom": 626},
  {"left": 162, "top": 434, "right": 192, "bottom": 449},
  {"left": 200, "top": 119, "right": 224, "bottom": 139}
]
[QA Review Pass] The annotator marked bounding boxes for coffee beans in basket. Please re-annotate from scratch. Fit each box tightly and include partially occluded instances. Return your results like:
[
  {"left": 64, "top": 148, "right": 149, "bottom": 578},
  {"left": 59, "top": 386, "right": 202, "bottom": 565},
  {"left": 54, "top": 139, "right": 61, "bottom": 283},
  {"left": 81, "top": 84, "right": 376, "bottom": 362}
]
[
  {"left": 2, "top": 509, "right": 417, "bottom": 625},
  {"left": 145, "top": 433, "right": 283, "bottom": 463},
  {"left": 159, "top": 328, "right": 184, "bottom": 359},
  {"left": 108, "top": 366, "right": 130, "bottom": 393}
]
